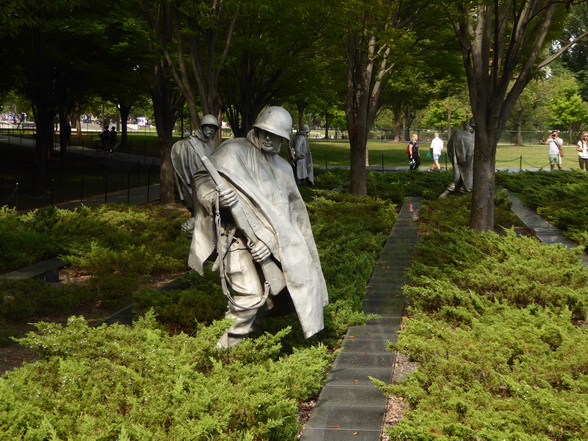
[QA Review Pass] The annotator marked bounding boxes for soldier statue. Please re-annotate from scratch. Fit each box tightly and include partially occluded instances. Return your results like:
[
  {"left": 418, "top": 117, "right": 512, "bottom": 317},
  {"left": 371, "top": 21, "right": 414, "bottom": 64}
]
[
  {"left": 289, "top": 124, "right": 314, "bottom": 185},
  {"left": 171, "top": 114, "right": 219, "bottom": 231},
  {"left": 440, "top": 118, "right": 475, "bottom": 197},
  {"left": 188, "top": 107, "right": 328, "bottom": 348}
]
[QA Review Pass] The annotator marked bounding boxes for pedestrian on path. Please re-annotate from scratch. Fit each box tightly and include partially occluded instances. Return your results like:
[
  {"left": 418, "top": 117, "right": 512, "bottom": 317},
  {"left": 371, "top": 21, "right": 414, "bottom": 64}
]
[
  {"left": 428, "top": 132, "right": 443, "bottom": 172},
  {"left": 545, "top": 129, "right": 563, "bottom": 171},
  {"left": 407, "top": 133, "right": 420, "bottom": 170},
  {"left": 576, "top": 131, "right": 588, "bottom": 171}
]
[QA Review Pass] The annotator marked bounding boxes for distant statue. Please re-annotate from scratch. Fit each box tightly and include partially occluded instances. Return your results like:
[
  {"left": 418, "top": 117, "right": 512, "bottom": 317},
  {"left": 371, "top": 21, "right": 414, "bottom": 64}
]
[
  {"left": 289, "top": 124, "right": 314, "bottom": 185},
  {"left": 188, "top": 106, "right": 328, "bottom": 348},
  {"left": 440, "top": 118, "right": 475, "bottom": 198},
  {"left": 171, "top": 114, "right": 219, "bottom": 231}
]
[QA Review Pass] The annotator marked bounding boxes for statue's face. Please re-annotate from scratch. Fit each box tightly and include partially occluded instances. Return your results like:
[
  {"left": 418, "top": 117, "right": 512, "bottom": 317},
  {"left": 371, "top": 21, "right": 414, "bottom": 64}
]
[
  {"left": 202, "top": 125, "right": 217, "bottom": 140},
  {"left": 258, "top": 129, "right": 282, "bottom": 154}
]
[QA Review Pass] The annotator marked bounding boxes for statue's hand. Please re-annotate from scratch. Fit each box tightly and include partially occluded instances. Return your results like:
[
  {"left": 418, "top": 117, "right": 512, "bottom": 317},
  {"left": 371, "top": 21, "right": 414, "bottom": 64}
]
[
  {"left": 250, "top": 241, "right": 271, "bottom": 262},
  {"left": 219, "top": 188, "right": 238, "bottom": 208}
]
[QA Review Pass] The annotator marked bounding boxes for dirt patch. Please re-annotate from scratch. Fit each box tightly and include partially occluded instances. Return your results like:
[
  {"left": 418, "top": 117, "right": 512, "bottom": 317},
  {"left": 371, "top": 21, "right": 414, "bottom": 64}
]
[{"left": 380, "top": 352, "right": 418, "bottom": 440}]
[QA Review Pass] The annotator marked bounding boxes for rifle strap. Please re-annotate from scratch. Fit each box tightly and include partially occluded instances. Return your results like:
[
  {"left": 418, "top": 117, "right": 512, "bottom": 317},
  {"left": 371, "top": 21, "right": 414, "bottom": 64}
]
[{"left": 213, "top": 188, "right": 269, "bottom": 311}]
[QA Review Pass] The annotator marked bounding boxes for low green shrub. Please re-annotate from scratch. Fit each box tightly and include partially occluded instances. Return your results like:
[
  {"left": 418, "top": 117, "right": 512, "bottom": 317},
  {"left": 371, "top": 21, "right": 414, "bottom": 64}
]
[
  {"left": 0, "top": 313, "right": 333, "bottom": 440},
  {"left": 379, "top": 196, "right": 588, "bottom": 441},
  {"left": 0, "top": 204, "right": 190, "bottom": 278},
  {"left": 0, "top": 277, "right": 135, "bottom": 332},
  {"left": 133, "top": 269, "right": 227, "bottom": 333}
]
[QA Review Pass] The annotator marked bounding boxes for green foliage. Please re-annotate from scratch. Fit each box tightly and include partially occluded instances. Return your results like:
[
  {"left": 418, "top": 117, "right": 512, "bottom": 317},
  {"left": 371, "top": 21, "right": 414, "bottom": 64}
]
[
  {"left": 0, "top": 314, "right": 332, "bottom": 440},
  {"left": 416, "top": 188, "right": 523, "bottom": 233},
  {"left": 133, "top": 270, "right": 227, "bottom": 333},
  {"left": 0, "top": 277, "right": 134, "bottom": 332},
  {"left": 0, "top": 204, "right": 190, "bottom": 276},
  {"left": 382, "top": 197, "right": 588, "bottom": 441},
  {"left": 0, "top": 207, "right": 61, "bottom": 271}
]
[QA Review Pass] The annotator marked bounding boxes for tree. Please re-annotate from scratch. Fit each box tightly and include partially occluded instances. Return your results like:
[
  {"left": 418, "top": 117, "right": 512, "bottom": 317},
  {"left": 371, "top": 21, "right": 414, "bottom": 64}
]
[
  {"left": 135, "top": 0, "right": 184, "bottom": 205},
  {"left": 339, "top": 0, "right": 453, "bottom": 194},
  {"left": 549, "top": 81, "right": 588, "bottom": 142},
  {"left": 505, "top": 79, "right": 550, "bottom": 145},
  {"left": 137, "top": 0, "right": 238, "bottom": 132},
  {"left": 448, "top": 0, "right": 588, "bottom": 231},
  {"left": 558, "top": 2, "right": 588, "bottom": 100},
  {"left": 421, "top": 93, "right": 470, "bottom": 136}
]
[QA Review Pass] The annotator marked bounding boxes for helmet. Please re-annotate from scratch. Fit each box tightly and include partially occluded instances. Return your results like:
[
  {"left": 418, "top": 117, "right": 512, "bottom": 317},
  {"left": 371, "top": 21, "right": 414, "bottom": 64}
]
[
  {"left": 302, "top": 124, "right": 310, "bottom": 133},
  {"left": 201, "top": 114, "right": 219, "bottom": 128},
  {"left": 253, "top": 106, "right": 292, "bottom": 140}
]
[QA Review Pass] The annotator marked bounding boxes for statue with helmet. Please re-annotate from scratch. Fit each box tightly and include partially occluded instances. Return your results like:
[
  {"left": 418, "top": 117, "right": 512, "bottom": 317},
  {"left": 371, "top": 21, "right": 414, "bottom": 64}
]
[
  {"left": 171, "top": 114, "right": 220, "bottom": 231},
  {"left": 188, "top": 106, "right": 328, "bottom": 348},
  {"left": 440, "top": 118, "right": 475, "bottom": 198},
  {"left": 289, "top": 124, "right": 314, "bottom": 185}
]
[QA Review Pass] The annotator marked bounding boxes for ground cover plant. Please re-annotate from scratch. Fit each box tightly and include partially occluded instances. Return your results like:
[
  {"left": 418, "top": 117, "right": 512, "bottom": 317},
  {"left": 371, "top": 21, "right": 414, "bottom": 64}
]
[
  {"left": 497, "top": 169, "right": 588, "bottom": 250},
  {"left": 0, "top": 204, "right": 190, "bottom": 345},
  {"left": 0, "top": 170, "right": 398, "bottom": 439},
  {"left": 379, "top": 195, "right": 588, "bottom": 441},
  {"left": 0, "top": 204, "right": 189, "bottom": 275}
]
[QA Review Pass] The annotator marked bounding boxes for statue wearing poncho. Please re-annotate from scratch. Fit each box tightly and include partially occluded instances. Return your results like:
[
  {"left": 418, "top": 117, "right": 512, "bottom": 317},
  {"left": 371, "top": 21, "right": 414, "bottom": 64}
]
[{"left": 188, "top": 107, "right": 328, "bottom": 348}]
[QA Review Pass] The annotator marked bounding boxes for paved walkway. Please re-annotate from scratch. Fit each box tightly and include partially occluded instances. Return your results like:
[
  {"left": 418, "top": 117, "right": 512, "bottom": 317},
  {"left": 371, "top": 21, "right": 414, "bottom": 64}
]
[
  {"left": 507, "top": 192, "right": 588, "bottom": 266},
  {"left": 300, "top": 197, "right": 422, "bottom": 441},
  {"left": 52, "top": 184, "right": 161, "bottom": 210}
]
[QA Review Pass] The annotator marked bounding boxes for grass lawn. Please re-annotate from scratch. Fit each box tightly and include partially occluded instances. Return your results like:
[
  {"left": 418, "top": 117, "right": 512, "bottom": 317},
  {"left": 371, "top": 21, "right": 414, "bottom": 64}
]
[
  {"left": 2, "top": 131, "right": 583, "bottom": 211},
  {"left": 309, "top": 138, "right": 580, "bottom": 170}
]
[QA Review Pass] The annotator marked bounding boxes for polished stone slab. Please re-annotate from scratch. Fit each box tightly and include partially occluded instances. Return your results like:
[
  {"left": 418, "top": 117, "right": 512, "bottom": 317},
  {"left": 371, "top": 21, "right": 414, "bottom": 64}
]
[{"left": 300, "top": 197, "right": 421, "bottom": 441}]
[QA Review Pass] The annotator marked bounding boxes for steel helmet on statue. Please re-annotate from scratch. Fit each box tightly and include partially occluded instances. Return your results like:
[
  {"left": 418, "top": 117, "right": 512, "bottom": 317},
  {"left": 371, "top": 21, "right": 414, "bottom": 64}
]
[
  {"left": 253, "top": 106, "right": 292, "bottom": 140},
  {"left": 201, "top": 114, "right": 219, "bottom": 128}
]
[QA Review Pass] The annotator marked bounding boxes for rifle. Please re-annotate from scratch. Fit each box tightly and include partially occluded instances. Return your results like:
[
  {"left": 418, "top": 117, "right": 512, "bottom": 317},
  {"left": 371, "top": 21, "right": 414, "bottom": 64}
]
[{"left": 201, "top": 156, "right": 286, "bottom": 296}]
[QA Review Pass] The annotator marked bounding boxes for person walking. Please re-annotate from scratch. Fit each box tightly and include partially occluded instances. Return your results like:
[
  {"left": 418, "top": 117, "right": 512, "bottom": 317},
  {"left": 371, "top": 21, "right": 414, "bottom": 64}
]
[
  {"left": 545, "top": 129, "right": 564, "bottom": 171},
  {"left": 576, "top": 131, "right": 588, "bottom": 171},
  {"left": 407, "top": 133, "right": 420, "bottom": 170},
  {"left": 428, "top": 132, "right": 443, "bottom": 172}
]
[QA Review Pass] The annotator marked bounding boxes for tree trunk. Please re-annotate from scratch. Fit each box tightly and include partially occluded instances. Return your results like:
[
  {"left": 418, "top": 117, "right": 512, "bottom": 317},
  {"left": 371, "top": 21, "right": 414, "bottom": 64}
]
[
  {"left": 469, "top": 125, "right": 497, "bottom": 231},
  {"left": 58, "top": 110, "right": 68, "bottom": 169},
  {"left": 324, "top": 113, "right": 331, "bottom": 140},
  {"left": 297, "top": 102, "right": 306, "bottom": 130},
  {"left": 150, "top": 59, "right": 181, "bottom": 206},
  {"left": 118, "top": 103, "right": 132, "bottom": 148},
  {"left": 349, "top": 134, "right": 367, "bottom": 194},
  {"left": 393, "top": 105, "right": 403, "bottom": 142},
  {"left": 32, "top": 110, "right": 56, "bottom": 194}
]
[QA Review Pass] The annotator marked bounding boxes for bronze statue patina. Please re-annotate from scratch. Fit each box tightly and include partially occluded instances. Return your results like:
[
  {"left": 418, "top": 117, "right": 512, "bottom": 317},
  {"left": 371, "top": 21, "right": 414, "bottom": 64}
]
[
  {"left": 188, "top": 106, "right": 328, "bottom": 348},
  {"left": 440, "top": 118, "right": 475, "bottom": 197},
  {"left": 171, "top": 114, "right": 219, "bottom": 231},
  {"left": 289, "top": 124, "right": 314, "bottom": 185}
]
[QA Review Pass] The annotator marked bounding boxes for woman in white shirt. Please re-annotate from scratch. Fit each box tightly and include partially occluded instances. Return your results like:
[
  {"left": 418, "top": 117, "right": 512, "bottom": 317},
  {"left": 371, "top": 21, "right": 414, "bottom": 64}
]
[{"left": 576, "top": 131, "right": 588, "bottom": 171}]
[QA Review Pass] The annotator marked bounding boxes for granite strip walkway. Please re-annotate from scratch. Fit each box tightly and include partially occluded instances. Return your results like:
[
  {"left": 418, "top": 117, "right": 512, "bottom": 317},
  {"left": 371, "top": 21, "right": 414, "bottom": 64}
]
[
  {"left": 507, "top": 192, "right": 588, "bottom": 266},
  {"left": 300, "top": 197, "right": 422, "bottom": 441}
]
